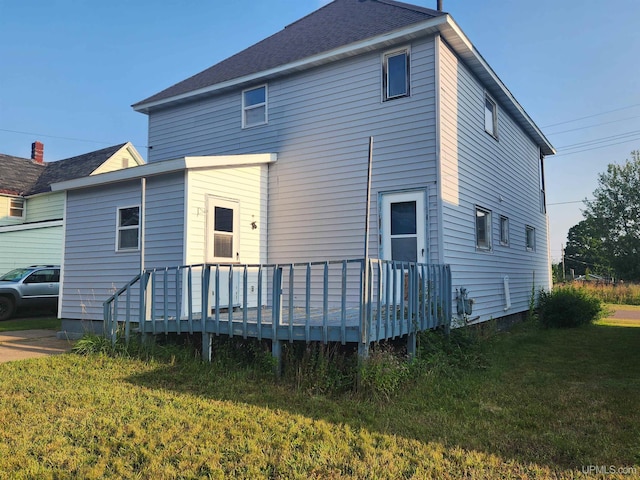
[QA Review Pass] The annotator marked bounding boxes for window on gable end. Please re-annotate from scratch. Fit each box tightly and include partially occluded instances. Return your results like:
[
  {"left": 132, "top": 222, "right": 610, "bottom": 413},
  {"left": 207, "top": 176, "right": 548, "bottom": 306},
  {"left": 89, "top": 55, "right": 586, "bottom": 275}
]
[
  {"left": 484, "top": 94, "right": 498, "bottom": 138},
  {"left": 383, "top": 48, "right": 410, "bottom": 101},
  {"left": 9, "top": 198, "right": 25, "bottom": 218},
  {"left": 242, "top": 85, "right": 267, "bottom": 128}
]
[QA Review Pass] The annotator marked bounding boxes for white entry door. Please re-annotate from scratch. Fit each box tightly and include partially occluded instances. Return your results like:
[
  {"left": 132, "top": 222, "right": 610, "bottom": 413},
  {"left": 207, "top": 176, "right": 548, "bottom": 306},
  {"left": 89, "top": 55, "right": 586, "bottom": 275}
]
[
  {"left": 381, "top": 191, "right": 426, "bottom": 263},
  {"left": 205, "top": 196, "right": 240, "bottom": 309}
]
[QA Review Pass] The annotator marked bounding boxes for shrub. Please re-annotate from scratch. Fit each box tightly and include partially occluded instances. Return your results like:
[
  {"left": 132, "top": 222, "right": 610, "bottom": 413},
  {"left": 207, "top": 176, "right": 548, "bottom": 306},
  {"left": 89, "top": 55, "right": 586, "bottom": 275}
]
[
  {"left": 538, "top": 286, "right": 604, "bottom": 328},
  {"left": 358, "top": 344, "right": 410, "bottom": 400}
]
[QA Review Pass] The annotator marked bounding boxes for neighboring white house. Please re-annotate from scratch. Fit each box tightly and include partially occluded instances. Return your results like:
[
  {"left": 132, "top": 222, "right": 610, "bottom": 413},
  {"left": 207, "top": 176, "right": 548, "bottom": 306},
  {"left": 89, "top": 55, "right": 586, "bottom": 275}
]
[
  {"left": 55, "top": 0, "right": 554, "bottom": 333},
  {"left": 0, "top": 142, "right": 144, "bottom": 274}
]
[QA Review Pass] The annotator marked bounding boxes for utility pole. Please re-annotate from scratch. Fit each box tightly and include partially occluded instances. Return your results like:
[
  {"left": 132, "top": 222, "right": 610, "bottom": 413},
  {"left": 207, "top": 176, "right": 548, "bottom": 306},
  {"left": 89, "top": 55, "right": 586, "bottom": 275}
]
[{"left": 561, "top": 243, "right": 566, "bottom": 282}]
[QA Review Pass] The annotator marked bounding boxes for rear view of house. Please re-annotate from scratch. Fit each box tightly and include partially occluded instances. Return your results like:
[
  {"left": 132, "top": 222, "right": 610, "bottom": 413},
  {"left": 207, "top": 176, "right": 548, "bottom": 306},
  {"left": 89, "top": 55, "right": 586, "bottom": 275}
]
[{"left": 57, "top": 0, "right": 554, "bottom": 353}]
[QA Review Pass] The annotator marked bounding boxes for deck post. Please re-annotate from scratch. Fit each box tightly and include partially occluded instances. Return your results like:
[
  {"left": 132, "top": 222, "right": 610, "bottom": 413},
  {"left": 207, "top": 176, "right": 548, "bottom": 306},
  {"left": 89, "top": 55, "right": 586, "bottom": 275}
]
[
  {"left": 202, "top": 333, "right": 212, "bottom": 362},
  {"left": 272, "top": 339, "right": 282, "bottom": 378},
  {"left": 407, "top": 331, "right": 416, "bottom": 358}
]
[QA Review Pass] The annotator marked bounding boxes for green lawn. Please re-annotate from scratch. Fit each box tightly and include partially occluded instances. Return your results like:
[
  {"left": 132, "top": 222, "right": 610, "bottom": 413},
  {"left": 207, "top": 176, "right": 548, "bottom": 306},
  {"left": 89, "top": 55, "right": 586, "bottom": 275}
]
[
  {"left": 0, "top": 316, "right": 638, "bottom": 478},
  {"left": 0, "top": 315, "right": 60, "bottom": 332}
]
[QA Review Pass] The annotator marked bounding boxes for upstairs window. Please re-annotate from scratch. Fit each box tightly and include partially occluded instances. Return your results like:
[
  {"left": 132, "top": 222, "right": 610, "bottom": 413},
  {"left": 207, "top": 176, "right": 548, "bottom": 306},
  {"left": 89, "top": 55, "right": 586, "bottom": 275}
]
[
  {"left": 475, "top": 207, "right": 492, "bottom": 251},
  {"left": 484, "top": 94, "right": 498, "bottom": 138},
  {"left": 242, "top": 85, "right": 267, "bottom": 128},
  {"left": 116, "top": 206, "right": 140, "bottom": 251},
  {"left": 9, "top": 198, "right": 24, "bottom": 218},
  {"left": 383, "top": 48, "right": 410, "bottom": 101}
]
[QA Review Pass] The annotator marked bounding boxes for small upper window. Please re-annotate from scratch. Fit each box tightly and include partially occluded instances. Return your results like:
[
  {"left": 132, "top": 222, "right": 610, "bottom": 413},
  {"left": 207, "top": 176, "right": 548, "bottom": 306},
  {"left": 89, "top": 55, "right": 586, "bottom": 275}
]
[
  {"left": 117, "top": 206, "right": 140, "bottom": 251},
  {"left": 242, "top": 85, "right": 267, "bottom": 128},
  {"left": 383, "top": 49, "right": 410, "bottom": 101},
  {"left": 500, "top": 216, "right": 509, "bottom": 246},
  {"left": 484, "top": 94, "right": 498, "bottom": 138},
  {"left": 475, "top": 207, "right": 492, "bottom": 251},
  {"left": 9, "top": 198, "right": 24, "bottom": 218},
  {"left": 526, "top": 225, "right": 536, "bottom": 251}
]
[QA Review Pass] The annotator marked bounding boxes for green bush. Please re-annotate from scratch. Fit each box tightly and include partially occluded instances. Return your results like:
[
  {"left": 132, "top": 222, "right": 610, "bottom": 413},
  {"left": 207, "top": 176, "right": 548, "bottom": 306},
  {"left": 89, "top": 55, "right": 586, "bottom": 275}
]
[
  {"left": 538, "top": 287, "right": 604, "bottom": 328},
  {"left": 358, "top": 344, "right": 410, "bottom": 400}
]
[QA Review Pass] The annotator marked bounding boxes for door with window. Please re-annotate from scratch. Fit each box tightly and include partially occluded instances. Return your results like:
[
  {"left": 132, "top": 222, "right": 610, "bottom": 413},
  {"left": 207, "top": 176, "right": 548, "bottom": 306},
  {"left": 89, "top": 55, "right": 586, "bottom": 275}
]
[
  {"left": 205, "top": 196, "right": 240, "bottom": 308},
  {"left": 381, "top": 191, "right": 426, "bottom": 263}
]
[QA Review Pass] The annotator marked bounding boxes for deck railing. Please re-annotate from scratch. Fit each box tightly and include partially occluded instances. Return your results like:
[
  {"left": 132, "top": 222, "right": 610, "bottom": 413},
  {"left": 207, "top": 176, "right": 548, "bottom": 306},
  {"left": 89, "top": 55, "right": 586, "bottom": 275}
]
[{"left": 104, "top": 259, "right": 451, "bottom": 346}]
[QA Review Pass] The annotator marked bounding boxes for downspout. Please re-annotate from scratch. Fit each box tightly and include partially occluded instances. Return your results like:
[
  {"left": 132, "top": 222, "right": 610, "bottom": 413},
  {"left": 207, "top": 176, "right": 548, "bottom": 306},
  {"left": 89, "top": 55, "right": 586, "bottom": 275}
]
[{"left": 140, "top": 177, "right": 146, "bottom": 274}]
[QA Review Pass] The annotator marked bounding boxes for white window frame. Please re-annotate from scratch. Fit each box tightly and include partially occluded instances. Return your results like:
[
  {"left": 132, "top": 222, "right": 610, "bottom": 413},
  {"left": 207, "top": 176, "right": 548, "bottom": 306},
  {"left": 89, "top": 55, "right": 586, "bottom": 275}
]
[
  {"left": 499, "top": 215, "right": 509, "bottom": 246},
  {"left": 382, "top": 47, "right": 410, "bottom": 101},
  {"left": 475, "top": 206, "right": 492, "bottom": 251},
  {"left": 116, "top": 205, "right": 140, "bottom": 252},
  {"left": 9, "top": 198, "right": 25, "bottom": 218},
  {"left": 525, "top": 225, "right": 536, "bottom": 252},
  {"left": 242, "top": 84, "right": 268, "bottom": 128},
  {"left": 484, "top": 93, "right": 498, "bottom": 138}
]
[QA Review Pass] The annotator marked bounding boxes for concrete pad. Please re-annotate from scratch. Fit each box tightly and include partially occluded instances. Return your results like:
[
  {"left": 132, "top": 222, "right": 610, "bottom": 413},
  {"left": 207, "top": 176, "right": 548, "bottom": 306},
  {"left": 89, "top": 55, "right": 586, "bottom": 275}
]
[{"left": 0, "top": 329, "right": 74, "bottom": 363}]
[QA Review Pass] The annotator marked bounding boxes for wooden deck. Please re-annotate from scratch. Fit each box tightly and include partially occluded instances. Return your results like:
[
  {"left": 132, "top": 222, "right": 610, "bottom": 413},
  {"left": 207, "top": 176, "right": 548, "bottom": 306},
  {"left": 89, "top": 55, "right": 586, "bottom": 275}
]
[{"left": 104, "top": 259, "right": 452, "bottom": 359}]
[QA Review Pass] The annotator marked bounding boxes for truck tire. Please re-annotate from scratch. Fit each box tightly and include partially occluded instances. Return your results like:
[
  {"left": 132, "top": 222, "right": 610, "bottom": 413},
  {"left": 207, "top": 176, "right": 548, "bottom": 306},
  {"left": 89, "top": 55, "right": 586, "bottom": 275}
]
[{"left": 0, "top": 296, "right": 15, "bottom": 321}]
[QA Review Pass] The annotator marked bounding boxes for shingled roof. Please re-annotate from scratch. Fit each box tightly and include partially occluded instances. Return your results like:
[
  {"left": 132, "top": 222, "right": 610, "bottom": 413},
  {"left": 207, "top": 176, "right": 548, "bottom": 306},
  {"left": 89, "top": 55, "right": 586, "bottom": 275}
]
[
  {"left": 0, "top": 143, "right": 128, "bottom": 197},
  {"left": 133, "top": 0, "right": 444, "bottom": 109},
  {"left": 0, "top": 154, "right": 45, "bottom": 196}
]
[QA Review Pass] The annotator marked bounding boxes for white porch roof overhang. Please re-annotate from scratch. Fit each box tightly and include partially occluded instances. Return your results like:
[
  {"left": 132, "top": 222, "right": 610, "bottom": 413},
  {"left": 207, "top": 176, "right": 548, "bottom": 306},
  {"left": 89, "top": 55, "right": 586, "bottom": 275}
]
[{"left": 50, "top": 153, "right": 277, "bottom": 192}]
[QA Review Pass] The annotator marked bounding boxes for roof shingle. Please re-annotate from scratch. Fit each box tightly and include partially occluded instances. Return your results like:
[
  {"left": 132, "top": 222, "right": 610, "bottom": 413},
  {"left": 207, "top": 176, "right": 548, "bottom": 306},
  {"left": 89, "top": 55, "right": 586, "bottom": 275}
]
[
  {"left": 0, "top": 143, "right": 127, "bottom": 196},
  {"left": 134, "top": 0, "right": 443, "bottom": 108}
]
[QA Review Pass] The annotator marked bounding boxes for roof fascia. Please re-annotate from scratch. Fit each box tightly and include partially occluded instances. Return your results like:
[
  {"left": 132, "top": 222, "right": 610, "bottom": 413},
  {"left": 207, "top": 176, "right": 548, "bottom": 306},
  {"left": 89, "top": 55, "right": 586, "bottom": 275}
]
[
  {"left": 438, "top": 17, "right": 555, "bottom": 155},
  {"left": 132, "top": 15, "right": 449, "bottom": 114},
  {"left": 51, "top": 153, "right": 277, "bottom": 191}
]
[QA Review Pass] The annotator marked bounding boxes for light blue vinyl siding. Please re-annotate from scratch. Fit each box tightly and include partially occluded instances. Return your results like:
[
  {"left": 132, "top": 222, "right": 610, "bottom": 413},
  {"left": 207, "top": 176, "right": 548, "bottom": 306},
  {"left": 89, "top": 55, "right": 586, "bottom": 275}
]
[
  {"left": 144, "top": 173, "right": 186, "bottom": 269},
  {"left": 147, "top": 36, "right": 439, "bottom": 265},
  {"left": 438, "top": 38, "right": 550, "bottom": 321},
  {"left": 62, "top": 182, "right": 142, "bottom": 320}
]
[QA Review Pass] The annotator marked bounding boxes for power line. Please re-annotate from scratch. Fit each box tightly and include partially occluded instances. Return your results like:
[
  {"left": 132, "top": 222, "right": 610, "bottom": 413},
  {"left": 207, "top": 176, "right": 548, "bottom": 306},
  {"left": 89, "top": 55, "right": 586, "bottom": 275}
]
[
  {"left": 547, "top": 200, "right": 592, "bottom": 206},
  {"left": 556, "top": 129, "right": 640, "bottom": 150},
  {"left": 546, "top": 114, "right": 640, "bottom": 136},
  {"left": 541, "top": 102, "right": 640, "bottom": 129},
  {"left": 0, "top": 128, "right": 148, "bottom": 149},
  {"left": 553, "top": 136, "right": 640, "bottom": 157}
]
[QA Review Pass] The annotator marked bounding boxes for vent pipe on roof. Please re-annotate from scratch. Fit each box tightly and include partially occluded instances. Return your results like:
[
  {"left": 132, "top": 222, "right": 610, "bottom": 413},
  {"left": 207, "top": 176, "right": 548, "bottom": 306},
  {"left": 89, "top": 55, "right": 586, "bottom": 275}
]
[
  {"left": 31, "top": 141, "right": 44, "bottom": 164},
  {"left": 437, "top": 0, "right": 443, "bottom": 11}
]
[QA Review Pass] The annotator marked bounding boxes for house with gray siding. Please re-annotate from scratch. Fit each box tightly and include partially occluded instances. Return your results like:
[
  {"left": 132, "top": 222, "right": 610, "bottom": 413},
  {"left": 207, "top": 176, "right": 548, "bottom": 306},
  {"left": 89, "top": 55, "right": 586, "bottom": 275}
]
[
  {"left": 0, "top": 142, "right": 144, "bottom": 275},
  {"left": 56, "top": 0, "right": 554, "bottom": 338}
]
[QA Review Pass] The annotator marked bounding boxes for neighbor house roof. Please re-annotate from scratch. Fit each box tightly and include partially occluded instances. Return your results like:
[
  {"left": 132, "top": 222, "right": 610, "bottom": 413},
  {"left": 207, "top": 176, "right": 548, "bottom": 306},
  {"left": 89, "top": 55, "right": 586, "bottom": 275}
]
[
  {"left": 0, "top": 143, "right": 129, "bottom": 197},
  {"left": 132, "top": 0, "right": 555, "bottom": 155},
  {"left": 0, "top": 154, "right": 45, "bottom": 196},
  {"left": 28, "top": 143, "right": 128, "bottom": 195},
  {"left": 133, "top": 0, "right": 443, "bottom": 110}
]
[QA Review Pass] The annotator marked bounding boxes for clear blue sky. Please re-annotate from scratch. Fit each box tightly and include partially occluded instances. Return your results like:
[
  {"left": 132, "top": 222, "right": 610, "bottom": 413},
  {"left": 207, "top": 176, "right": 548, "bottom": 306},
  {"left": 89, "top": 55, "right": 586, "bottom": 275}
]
[{"left": 2, "top": 0, "right": 639, "bottom": 262}]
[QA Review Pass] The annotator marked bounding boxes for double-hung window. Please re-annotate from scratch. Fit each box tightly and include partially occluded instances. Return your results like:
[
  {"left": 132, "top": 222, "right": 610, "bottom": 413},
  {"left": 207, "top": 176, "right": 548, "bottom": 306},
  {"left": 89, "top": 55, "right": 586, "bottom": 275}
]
[
  {"left": 475, "top": 207, "right": 492, "bottom": 251},
  {"left": 242, "top": 85, "right": 267, "bottom": 128},
  {"left": 9, "top": 198, "right": 24, "bottom": 218},
  {"left": 484, "top": 94, "right": 498, "bottom": 138},
  {"left": 525, "top": 225, "right": 536, "bottom": 251},
  {"left": 499, "top": 215, "right": 509, "bottom": 246},
  {"left": 117, "top": 206, "right": 140, "bottom": 251},
  {"left": 383, "top": 48, "right": 410, "bottom": 101}
]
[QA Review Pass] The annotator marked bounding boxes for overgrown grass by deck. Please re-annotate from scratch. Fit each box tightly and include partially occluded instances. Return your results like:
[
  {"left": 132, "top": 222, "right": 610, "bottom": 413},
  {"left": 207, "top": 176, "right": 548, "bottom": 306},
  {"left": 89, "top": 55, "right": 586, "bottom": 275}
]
[
  {"left": 0, "top": 316, "right": 638, "bottom": 478},
  {"left": 0, "top": 316, "right": 60, "bottom": 332}
]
